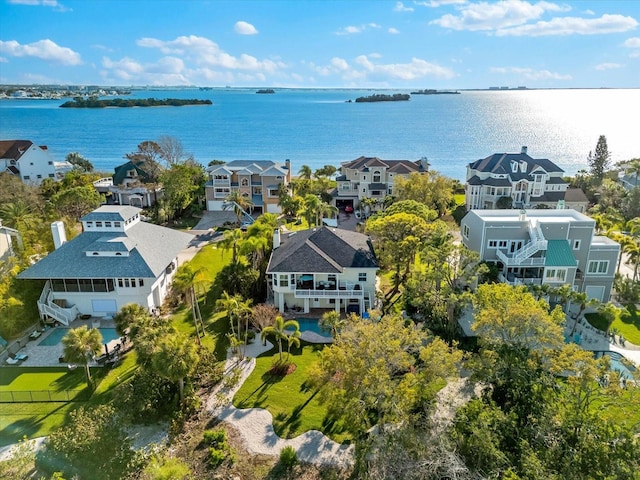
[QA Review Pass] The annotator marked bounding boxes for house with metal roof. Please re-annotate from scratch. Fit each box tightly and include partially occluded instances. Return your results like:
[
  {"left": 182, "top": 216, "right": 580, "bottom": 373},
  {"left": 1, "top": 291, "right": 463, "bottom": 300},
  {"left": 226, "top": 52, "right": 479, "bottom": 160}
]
[
  {"left": 99, "top": 159, "right": 164, "bottom": 207},
  {"left": 460, "top": 209, "right": 619, "bottom": 302},
  {"left": 0, "top": 140, "right": 72, "bottom": 185},
  {"left": 333, "top": 156, "right": 429, "bottom": 212},
  {"left": 205, "top": 159, "right": 291, "bottom": 214},
  {"left": 18, "top": 206, "right": 193, "bottom": 325},
  {"left": 267, "top": 227, "right": 378, "bottom": 315},
  {"left": 465, "top": 147, "right": 579, "bottom": 211}
]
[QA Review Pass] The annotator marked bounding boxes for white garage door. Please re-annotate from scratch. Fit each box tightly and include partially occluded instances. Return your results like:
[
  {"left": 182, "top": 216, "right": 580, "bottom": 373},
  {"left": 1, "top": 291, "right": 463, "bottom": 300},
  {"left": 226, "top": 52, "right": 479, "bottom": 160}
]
[
  {"left": 92, "top": 299, "right": 118, "bottom": 315},
  {"left": 585, "top": 286, "right": 605, "bottom": 302}
]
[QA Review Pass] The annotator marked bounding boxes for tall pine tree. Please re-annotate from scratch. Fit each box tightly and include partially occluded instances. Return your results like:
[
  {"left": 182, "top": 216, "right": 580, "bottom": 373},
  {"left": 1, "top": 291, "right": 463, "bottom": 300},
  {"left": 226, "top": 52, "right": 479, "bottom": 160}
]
[{"left": 587, "top": 135, "right": 611, "bottom": 183}]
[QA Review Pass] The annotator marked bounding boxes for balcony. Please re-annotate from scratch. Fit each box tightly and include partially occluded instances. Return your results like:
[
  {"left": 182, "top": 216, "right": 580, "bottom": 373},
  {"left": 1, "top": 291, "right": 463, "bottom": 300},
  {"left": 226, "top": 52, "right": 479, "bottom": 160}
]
[
  {"left": 496, "top": 249, "right": 546, "bottom": 266},
  {"left": 499, "top": 273, "right": 542, "bottom": 286}
]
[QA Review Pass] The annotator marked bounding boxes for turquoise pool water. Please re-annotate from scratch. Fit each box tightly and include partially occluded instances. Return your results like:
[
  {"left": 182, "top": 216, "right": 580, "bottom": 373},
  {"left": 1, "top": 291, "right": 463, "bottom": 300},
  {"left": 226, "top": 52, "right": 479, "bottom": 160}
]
[
  {"left": 286, "top": 319, "right": 331, "bottom": 338},
  {"left": 39, "top": 328, "right": 120, "bottom": 346},
  {"left": 595, "top": 351, "right": 636, "bottom": 379}
]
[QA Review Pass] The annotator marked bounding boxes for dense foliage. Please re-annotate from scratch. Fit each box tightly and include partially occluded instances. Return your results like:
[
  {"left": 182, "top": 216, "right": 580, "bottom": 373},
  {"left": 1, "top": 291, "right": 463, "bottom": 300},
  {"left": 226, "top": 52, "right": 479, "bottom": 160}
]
[{"left": 60, "top": 97, "right": 212, "bottom": 108}]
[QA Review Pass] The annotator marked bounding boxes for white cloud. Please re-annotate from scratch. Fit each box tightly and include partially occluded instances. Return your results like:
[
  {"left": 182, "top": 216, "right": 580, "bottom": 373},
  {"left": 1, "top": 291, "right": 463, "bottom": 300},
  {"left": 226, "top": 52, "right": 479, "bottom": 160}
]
[
  {"left": 0, "top": 57, "right": 7, "bottom": 63},
  {"left": 415, "top": 0, "right": 468, "bottom": 7},
  {"left": 490, "top": 66, "right": 571, "bottom": 80},
  {"left": 394, "top": 2, "right": 414, "bottom": 12},
  {"left": 594, "top": 63, "right": 623, "bottom": 71},
  {"left": 0, "top": 39, "right": 81, "bottom": 65},
  {"left": 388, "top": 27, "right": 400, "bottom": 34},
  {"left": 624, "top": 37, "right": 640, "bottom": 48},
  {"left": 352, "top": 55, "right": 456, "bottom": 80},
  {"left": 496, "top": 14, "right": 638, "bottom": 36},
  {"left": 137, "top": 35, "right": 285, "bottom": 73},
  {"left": 234, "top": 21, "right": 259, "bottom": 35},
  {"left": 336, "top": 23, "right": 381, "bottom": 35},
  {"left": 8, "top": 0, "right": 70, "bottom": 11},
  {"left": 331, "top": 57, "right": 350, "bottom": 71},
  {"left": 432, "top": 0, "right": 571, "bottom": 31}
]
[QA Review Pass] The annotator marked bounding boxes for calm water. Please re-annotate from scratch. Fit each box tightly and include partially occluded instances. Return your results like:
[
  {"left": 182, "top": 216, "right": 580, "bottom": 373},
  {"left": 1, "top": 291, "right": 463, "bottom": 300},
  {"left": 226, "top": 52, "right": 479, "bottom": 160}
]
[
  {"left": 1, "top": 88, "right": 638, "bottom": 181},
  {"left": 287, "top": 318, "right": 331, "bottom": 338},
  {"left": 39, "top": 328, "right": 120, "bottom": 346}
]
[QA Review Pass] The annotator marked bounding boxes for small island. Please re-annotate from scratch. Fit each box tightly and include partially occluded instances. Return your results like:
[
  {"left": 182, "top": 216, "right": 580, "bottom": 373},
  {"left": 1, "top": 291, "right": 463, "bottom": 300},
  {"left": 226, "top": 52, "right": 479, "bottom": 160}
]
[
  {"left": 59, "top": 97, "right": 213, "bottom": 108},
  {"left": 256, "top": 89, "right": 275, "bottom": 94},
  {"left": 354, "top": 93, "right": 410, "bottom": 103},
  {"left": 410, "top": 89, "right": 460, "bottom": 95}
]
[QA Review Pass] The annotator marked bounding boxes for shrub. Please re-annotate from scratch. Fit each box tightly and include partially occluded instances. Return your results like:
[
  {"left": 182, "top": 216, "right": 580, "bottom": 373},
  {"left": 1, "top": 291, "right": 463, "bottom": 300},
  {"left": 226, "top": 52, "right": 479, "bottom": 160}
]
[
  {"left": 203, "top": 428, "right": 235, "bottom": 468},
  {"left": 203, "top": 429, "right": 226, "bottom": 445},
  {"left": 279, "top": 445, "right": 298, "bottom": 470},
  {"left": 208, "top": 448, "right": 227, "bottom": 467}
]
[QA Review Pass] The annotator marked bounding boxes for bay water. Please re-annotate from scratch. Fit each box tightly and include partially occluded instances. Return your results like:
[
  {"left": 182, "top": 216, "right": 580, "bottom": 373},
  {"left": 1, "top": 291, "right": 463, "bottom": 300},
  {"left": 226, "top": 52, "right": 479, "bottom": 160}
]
[{"left": 0, "top": 88, "right": 638, "bottom": 181}]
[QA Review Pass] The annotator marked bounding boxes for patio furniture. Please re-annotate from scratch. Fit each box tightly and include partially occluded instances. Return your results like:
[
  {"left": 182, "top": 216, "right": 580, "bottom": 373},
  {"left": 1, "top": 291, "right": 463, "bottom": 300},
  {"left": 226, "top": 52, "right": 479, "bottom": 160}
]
[
  {"left": 15, "top": 353, "right": 28, "bottom": 361},
  {"left": 29, "top": 331, "right": 42, "bottom": 340},
  {"left": 6, "top": 357, "right": 20, "bottom": 365}
]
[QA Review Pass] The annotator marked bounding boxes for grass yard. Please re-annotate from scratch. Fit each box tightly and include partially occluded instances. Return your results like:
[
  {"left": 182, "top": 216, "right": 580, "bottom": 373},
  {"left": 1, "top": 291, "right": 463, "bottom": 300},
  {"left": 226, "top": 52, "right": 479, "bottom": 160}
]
[
  {"left": 233, "top": 344, "right": 351, "bottom": 444},
  {"left": 454, "top": 193, "right": 466, "bottom": 206},
  {"left": 585, "top": 308, "right": 640, "bottom": 345}
]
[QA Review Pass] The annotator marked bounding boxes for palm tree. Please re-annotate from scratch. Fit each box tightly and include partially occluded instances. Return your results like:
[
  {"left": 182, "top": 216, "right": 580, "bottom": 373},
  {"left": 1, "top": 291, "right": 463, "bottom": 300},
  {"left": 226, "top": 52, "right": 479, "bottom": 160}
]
[
  {"left": 597, "top": 302, "right": 618, "bottom": 334},
  {"left": 172, "top": 263, "right": 207, "bottom": 344},
  {"left": 553, "top": 284, "right": 574, "bottom": 314},
  {"left": 0, "top": 200, "right": 38, "bottom": 231},
  {"left": 62, "top": 326, "right": 103, "bottom": 387},
  {"left": 302, "top": 194, "right": 321, "bottom": 226},
  {"left": 285, "top": 328, "right": 301, "bottom": 362},
  {"left": 215, "top": 292, "right": 253, "bottom": 355},
  {"left": 319, "top": 310, "right": 344, "bottom": 337},
  {"left": 219, "top": 228, "right": 244, "bottom": 265},
  {"left": 298, "top": 165, "right": 313, "bottom": 180},
  {"left": 223, "top": 190, "right": 253, "bottom": 224},
  {"left": 151, "top": 333, "right": 199, "bottom": 402},
  {"left": 569, "top": 292, "right": 596, "bottom": 336},
  {"left": 260, "top": 316, "right": 300, "bottom": 362},
  {"left": 113, "top": 303, "right": 150, "bottom": 338}
]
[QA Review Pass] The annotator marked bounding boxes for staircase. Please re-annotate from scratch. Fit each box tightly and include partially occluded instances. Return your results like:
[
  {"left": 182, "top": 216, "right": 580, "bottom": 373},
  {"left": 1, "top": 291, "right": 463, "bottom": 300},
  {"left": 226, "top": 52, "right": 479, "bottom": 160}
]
[
  {"left": 496, "top": 220, "right": 547, "bottom": 266},
  {"left": 37, "top": 281, "right": 78, "bottom": 326}
]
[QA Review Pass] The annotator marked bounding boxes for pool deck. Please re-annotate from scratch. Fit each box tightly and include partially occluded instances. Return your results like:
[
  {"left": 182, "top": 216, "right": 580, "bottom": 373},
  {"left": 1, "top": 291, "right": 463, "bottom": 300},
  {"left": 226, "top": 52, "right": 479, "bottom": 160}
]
[{"left": 6, "top": 318, "right": 122, "bottom": 367}]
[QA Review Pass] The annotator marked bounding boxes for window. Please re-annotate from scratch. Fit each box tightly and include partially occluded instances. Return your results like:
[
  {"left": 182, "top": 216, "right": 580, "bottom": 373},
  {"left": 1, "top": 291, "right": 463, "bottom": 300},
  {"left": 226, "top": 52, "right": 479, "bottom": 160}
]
[
  {"left": 139, "top": 279, "right": 144, "bottom": 287},
  {"left": 545, "top": 268, "right": 567, "bottom": 282},
  {"left": 48, "top": 174, "right": 55, "bottom": 178},
  {"left": 588, "top": 260, "right": 609, "bottom": 274},
  {"left": 241, "top": 178, "right": 249, "bottom": 186},
  {"left": 573, "top": 240, "right": 581, "bottom": 250},
  {"left": 37, "top": 174, "right": 42, "bottom": 179},
  {"left": 498, "top": 240, "right": 508, "bottom": 248},
  {"left": 359, "top": 272, "right": 367, "bottom": 282},
  {"left": 373, "top": 170, "right": 381, "bottom": 182},
  {"left": 86, "top": 221, "right": 93, "bottom": 228},
  {"left": 105, "top": 222, "right": 112, "bottom": 227},
  {"left": 96, "top": 221, "right": 103, "bottom": 227},
  {"left": 488, "top": 240, "right": 498, "bottom": 248},
  {"left": 48, "top": 161, "right": 53, "bottom": 165},
  {"left": 463, "top": 225, "right": 470, "bottom": 239},
  {"left": 279, "top": 274, "right": 289, "bottom": 287},
  {"left": 23, "top": 176, "right": 30, "bottom": 180},
  {"left": 114, "top": 222, "right": 121, "bottom": 227},
  {"left": 124, "top": 279, "right": 130, "bottom": 288},
  {"left": 118, "top": 279, "right": 123, "bottom": 288},
  {"left": 268, "top": 188, "right": 279, "bottom": 197}
]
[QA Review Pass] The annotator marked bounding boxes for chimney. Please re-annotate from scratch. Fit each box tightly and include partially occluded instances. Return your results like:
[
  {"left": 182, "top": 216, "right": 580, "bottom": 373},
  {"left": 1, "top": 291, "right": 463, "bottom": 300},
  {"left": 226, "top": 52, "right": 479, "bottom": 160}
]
[
  {"left": 273, "top": 228, "right": 281, "bottom": 249},
  {"left": 51, "top": 221, "right": 67, "bottom": 249},
  {"left": 284, "top": 159, "right": 290, "bottom": 170},
  {"left": 521, "top": 146, "right": 528, "bottom": 155}
]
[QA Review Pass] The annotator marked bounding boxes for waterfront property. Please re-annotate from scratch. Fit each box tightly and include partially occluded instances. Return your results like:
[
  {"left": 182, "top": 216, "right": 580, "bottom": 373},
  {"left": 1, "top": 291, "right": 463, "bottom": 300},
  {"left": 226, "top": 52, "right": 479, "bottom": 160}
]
[
  {"left": 465, "top": 146, "right": 587, "bottom": 212},
  {"left": 461, "top": 209, "right": 619, "bottom": 302},
  {"left": 94, "top": 159, "right": 164, "bottom": 208},
  {"left": 267, "top": 227, "right": 378, "bottom": 315},
  {"left": 0, "top": 219, "right": 22, "bottom": 263},
  {"left": 333, "top": 156, "right": 429, "bottom": 212},
  {"left": 205, "top": 159, "right": 291, "bottom": 214},
  {"left": 0, "top": 139, "right": 72, "bottom": 184},
  {"left": 17, "top": 205, "right": 193, "bottom": 325}
]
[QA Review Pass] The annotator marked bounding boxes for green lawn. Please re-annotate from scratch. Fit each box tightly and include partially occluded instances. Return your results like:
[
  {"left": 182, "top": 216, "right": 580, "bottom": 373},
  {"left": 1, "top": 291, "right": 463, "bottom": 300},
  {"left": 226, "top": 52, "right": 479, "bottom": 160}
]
[
  {"left": 454, "top": 193, "right": 466, "bottom": 206},
  {"left": 233, "top": 344, "right": 351, "bottom": 443},
  {"left": 585, "top": 309, "right": 640, "bottom": 345}
]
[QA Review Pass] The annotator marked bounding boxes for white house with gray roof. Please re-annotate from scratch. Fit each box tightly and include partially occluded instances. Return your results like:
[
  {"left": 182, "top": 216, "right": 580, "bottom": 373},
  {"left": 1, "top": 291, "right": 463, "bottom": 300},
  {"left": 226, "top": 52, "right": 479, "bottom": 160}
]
[
  {"left": 267, "top": 227, "right": 378, "bottom": 315},
  {"left": 18, "top": 206, "right": 193, "bottom": 325},
  {"left": 465, "top": 147, "right": 574, "bottom": 211},
  {"left": 460, "top": 209, "right": 619, "bottom": 302}
]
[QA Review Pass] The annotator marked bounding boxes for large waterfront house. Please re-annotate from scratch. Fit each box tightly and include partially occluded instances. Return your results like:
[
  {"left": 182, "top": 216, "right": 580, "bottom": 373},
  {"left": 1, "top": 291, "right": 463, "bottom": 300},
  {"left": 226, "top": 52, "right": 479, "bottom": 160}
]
[
  {"left": 465, "top": 147, "right": 587, "bottom": 212},
  {"left": 267, "top": 227, "right": 378, "bottom": 315},
  {"left": 18, "top": 205, "right": 193, "bottom": 325},
  {"left": 205, "top": 159, "right": 291, "bottom": 214},
  {"left": 333, "top": 156, "right": 429, "bottom": 211},
  {"left": 93, "top": 160, "right": 163, "bottom": 207},
  {"left": 0, "top": 140, "right": 72, "bottom": 185},
  {"left": 461, "top": 209, "right": 619, "bottom": 302}
]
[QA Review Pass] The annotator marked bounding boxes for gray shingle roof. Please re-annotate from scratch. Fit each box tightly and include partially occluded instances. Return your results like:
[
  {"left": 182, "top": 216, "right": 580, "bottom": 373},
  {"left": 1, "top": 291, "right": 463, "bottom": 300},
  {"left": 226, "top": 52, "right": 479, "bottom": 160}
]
[
  {"left": 267, "top": 227, "right": 378, "bottom": 274},
  {"left": 468, "top": 152, "right": 564, "bottom": 181},
  {"left": 18, "top": 221, "right": 193, "bottom": 279},
  {"left": 81, "top": 205, "right": 141, "bottom": 222}
]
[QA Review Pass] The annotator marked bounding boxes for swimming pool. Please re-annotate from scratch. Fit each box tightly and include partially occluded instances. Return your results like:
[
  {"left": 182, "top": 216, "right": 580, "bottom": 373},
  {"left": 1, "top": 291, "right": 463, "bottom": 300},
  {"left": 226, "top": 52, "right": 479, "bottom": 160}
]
[
  {"left": 39, "top": 328, "right": 121, "bottom": 346},
  {"left": 596, "top": 351, "right": 636, "bottom": 379},
  {"left": 286, "top": 319, "right": 332, "bottom": 338}
]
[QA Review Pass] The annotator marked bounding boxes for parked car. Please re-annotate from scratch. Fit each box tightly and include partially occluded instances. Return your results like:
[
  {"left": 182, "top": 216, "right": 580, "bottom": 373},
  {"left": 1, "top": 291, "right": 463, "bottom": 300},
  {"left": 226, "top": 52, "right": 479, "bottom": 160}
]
[{"left": 344, "top": 205, "right": 354, "bottom": 213}]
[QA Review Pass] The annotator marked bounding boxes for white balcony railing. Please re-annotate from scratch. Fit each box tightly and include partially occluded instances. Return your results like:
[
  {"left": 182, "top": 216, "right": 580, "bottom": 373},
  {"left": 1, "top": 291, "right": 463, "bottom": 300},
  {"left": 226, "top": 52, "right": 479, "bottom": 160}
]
[
  {"left": 496, "top": 248, "right": 546, "bottom": 266},
  {"left": 294, "top": 288, "right": 364, "bottom": 298}
]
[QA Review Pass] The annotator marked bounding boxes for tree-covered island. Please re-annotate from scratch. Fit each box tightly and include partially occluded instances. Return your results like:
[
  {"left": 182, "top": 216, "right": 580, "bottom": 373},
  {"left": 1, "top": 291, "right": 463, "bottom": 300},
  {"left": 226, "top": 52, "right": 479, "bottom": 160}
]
[
  {"left": 354, "top": 93, "right": 410, "bottom": 102},
  {"left": 59, "top": 97, "right": 212, "bottom": 108}
]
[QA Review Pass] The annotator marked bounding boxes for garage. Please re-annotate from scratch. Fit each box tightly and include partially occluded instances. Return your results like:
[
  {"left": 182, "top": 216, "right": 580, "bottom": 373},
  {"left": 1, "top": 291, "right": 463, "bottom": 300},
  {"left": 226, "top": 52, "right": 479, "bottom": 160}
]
[
  {"left": 335, "top": 199, "right": 354, "bottom": 211},
  {"left": 585, "top": 286, "right": 605, "bottom": 302}
]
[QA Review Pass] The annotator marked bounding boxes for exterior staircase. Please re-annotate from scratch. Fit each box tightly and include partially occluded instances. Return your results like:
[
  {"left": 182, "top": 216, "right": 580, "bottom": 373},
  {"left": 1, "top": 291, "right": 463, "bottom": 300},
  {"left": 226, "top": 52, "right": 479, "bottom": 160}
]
[
  {"left": 496, "top": 220, "right": 547, "bottom": 266},
  {"left": 37, "top": 281, "right": 78, "bottom": 326}
]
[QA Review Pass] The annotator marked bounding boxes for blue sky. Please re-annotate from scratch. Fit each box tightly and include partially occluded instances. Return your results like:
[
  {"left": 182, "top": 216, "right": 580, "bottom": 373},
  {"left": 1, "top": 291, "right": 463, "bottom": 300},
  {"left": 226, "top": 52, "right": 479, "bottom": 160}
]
[{"left": 0, "top": 0, "right": 638, "bottom": 88}]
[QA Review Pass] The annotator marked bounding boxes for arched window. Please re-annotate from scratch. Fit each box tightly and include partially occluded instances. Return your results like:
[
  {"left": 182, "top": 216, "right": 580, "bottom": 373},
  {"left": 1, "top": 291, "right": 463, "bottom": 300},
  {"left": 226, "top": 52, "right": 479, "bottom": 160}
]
[
  {"left": 241, "top": 178, "right": 249, "bottom": 186},
  {"left": 373, "top": 170, "right": 381, "bottom": 182}
]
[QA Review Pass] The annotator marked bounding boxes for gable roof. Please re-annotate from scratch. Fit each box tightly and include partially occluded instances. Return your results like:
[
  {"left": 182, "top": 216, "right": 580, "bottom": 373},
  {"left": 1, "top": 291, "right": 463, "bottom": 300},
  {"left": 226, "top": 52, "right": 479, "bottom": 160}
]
[
  {"left": 112, "top": 160, "right": 151, "bottom": 185},
  {"left": 0, "top": 140, "right": 34, "bottom": 161},
  {"left": 18, "top": 221, "right": 192, "bottom": 280},
  {"left": 267, "top": 227, "right": 378, "bottom": 274},
  {"left": 468, "top": 152, "right": 564, "bottom": 181},
  {"left": 341, "top": 156, "right": 422, "bottom": 174},
  {"left": 81, "top": 205, "right": 141, "bottom": 222}
]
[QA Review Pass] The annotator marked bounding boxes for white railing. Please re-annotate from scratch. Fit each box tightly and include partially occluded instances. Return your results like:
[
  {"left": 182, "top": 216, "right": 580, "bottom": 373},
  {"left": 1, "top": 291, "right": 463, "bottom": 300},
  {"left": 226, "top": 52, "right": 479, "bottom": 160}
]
[
  {"left": 37, "top": 280, "right": 78, "bottom": 326},
  {"left": 499, "top": 273, "right": 542, "bottom": 286},
  {"left": 295, "top": 289, "right": 364, "bottom": 298},
  {"left": 496, "top": 248, "right": 546, "bottom": 266},
  {"left": 93, "top": 177, "right": 113, "bottom": 187},
  {"left": 513, "top": 239, "right": 548, "bottom": 262}
]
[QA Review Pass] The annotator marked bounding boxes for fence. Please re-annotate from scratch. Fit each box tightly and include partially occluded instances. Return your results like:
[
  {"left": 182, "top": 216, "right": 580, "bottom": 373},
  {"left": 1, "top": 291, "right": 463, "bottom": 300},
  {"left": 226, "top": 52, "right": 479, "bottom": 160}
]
[{"left": 0, "top": 389, "right": 89, "bottom": 403}]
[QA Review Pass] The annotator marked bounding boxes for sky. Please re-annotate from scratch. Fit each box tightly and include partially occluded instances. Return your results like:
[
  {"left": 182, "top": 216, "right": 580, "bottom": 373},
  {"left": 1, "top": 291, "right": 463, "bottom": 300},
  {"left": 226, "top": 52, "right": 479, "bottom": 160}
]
[{"left": 0, "top": 0, "right": 638, "bottom": 89}]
